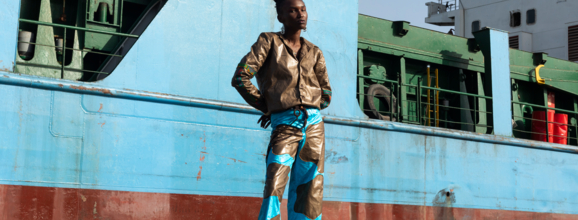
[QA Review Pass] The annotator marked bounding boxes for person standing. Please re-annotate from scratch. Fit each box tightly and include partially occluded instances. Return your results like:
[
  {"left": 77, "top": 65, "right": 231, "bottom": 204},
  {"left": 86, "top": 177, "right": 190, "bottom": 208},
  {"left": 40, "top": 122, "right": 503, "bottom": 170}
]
[{"left": 231, "top": 0, "right": 331, "bottom": 219}]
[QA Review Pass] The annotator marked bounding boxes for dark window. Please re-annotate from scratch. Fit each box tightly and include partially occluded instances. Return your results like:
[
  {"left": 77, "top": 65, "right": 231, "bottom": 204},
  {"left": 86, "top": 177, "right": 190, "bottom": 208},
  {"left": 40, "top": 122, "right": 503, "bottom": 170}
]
[
  {"left": 509, "top": 36, "right": 519, "bottom": 49},
  {"left": 569, "top": 25, "right": 578, "bottom": 61},
  {"left": 527, "top": 9, "right": 536, "bottom": 24},
  {"left": 510, "top": 11, "right": 521, "bottom": 27},
  {"left": 472, "top": 20, "right": 480, "bottom": 32}
]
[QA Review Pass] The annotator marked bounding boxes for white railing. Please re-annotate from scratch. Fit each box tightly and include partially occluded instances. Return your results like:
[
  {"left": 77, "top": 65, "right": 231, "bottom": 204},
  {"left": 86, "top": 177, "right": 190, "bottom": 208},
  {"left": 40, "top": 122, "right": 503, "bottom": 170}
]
[
  {"left": 427, "top": 0, "right": 460, "bottom": 17},
  {"left": 438, "top": 0, "right": 459, "bottom": 11}
]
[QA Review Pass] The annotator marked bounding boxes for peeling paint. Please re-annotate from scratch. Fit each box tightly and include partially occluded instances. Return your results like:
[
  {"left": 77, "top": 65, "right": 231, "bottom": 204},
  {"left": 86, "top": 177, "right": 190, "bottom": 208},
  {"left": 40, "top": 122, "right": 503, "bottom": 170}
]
[{"left": 93, "top": 202, "right": 98, "bottom": 215}]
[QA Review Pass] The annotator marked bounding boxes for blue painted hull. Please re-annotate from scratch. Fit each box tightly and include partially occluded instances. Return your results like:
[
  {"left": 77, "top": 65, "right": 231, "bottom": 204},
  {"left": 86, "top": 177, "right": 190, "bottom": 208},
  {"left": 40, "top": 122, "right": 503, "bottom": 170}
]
[{"left": 1, "top": 0, "right": 578, "bottom": 218}]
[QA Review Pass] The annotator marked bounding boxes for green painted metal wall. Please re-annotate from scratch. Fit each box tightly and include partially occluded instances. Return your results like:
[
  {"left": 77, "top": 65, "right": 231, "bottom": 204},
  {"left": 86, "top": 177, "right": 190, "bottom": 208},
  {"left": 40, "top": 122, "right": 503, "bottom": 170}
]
[{"left": 358, "top": 14, "right": 578, "bottom": 144}]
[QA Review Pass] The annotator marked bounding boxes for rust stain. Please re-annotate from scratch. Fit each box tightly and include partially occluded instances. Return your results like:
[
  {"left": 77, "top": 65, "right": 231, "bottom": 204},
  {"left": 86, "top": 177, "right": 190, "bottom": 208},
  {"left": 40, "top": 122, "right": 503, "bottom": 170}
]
[
  {"left": 200, "top": 155, "right": 205, "bottom": 162},
  {"left": 196, "top": 166, "right": 203, "bottom": 181},
  {"left": 202, "top": 132, "right": 207, "bottom": 150},
  {"left": 2, "top": 75, "right": 9, "bottom": 78},
  {"left": 98, "top": 122, "right": 106, "bottom": 127},
  {"left": 98, "top": 103, "right": 103, "bottom": 112},
  {"left": 57, "top": 84, "right": 63, "bottom": 88},
  {"left": 69, "top": 85, "right": 113, "bottom": 96}
]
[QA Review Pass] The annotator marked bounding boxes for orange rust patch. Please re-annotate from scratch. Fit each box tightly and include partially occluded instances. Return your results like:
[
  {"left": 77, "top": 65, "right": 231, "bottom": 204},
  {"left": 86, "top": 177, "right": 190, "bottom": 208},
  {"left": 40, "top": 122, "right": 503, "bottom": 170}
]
[
  {"left": 196, "top": 166, "right": 203, "bottom": 181},
  {"left": 98, "top": 104, "right": 103, "bottom": 112},
  {"left": 69, "top": 85, "right": 113, "bottom": 96},
  {"left": 57, "top": 84, "right": 63, "bottom": 88}
]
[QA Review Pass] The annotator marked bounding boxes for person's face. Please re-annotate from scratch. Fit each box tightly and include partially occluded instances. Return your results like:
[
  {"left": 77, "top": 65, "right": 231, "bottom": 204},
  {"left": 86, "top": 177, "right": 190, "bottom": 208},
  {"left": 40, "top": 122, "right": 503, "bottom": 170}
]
[{"left": 278, "top": 0, "right": 307, "bottom": 31}]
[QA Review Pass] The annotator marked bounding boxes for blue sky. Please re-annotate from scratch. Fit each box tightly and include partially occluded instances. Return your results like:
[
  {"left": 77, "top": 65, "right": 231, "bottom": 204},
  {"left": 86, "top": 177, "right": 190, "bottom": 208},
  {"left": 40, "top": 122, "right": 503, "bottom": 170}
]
[{"left": 359, "top": 0, "right": 454, "bottom": 33}]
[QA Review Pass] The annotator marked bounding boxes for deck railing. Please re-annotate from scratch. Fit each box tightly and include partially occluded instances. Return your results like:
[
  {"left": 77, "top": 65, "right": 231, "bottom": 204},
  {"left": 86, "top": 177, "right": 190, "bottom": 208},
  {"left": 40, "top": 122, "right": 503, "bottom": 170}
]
[
  {"left": 357, "top": 70, "right": 492, "bottom": 133},
  {"left": 16, "top": 19, "right": 139, "bottom": 79},
  {"left": 512, "top": 101, "right": 578, "bottom": 146}
]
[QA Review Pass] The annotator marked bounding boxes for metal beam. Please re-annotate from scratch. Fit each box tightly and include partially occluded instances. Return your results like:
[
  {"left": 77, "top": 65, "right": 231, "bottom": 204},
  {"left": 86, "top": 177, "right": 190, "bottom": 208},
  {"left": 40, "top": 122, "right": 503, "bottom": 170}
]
[{"left": 473, "top": 27, "right": 513, "bottom": 136}]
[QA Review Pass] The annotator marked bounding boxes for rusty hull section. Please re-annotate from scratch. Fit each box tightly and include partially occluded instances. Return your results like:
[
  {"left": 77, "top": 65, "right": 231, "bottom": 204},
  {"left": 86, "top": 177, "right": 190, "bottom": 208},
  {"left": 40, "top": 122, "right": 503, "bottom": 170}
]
[{"left": 1, "top": 184, "right": 577, "bottom": 220}]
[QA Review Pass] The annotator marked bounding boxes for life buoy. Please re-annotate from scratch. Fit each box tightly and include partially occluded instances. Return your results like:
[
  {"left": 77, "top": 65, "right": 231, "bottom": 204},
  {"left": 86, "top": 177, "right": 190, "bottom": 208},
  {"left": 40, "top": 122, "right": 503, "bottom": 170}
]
[{"left": 366, "top": 84, "right": 397, "bottom": 121}]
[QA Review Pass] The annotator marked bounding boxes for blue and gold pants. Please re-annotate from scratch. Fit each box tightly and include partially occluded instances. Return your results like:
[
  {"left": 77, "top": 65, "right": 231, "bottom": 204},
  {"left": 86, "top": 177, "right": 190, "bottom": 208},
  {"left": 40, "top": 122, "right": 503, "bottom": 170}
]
[{"left": 258, "top": 107, "right": 325, "bottom": 220}]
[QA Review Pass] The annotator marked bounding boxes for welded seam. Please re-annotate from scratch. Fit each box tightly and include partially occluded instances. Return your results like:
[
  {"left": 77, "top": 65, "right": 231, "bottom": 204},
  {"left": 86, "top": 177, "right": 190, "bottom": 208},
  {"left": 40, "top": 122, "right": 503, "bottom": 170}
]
[{"left": 48, "top": 91, "right": 83, "bottom": 138}]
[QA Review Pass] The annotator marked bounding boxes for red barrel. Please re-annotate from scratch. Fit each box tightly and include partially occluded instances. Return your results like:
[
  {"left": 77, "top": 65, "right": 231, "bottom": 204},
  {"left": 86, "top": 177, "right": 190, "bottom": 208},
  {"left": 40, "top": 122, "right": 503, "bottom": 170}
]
[
  {"left": 553, "top": 113, "right": 568, "bottom": 145},
  {"left": 531, "top": 111, "right": 554, "bottom": 143}
]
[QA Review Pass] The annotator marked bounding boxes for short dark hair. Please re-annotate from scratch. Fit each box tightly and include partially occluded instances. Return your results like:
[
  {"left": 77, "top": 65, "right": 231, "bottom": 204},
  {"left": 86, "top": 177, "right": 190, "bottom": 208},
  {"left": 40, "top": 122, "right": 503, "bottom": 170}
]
[{"left": 273, "top": 0, "right": 286, "bottom": 14}]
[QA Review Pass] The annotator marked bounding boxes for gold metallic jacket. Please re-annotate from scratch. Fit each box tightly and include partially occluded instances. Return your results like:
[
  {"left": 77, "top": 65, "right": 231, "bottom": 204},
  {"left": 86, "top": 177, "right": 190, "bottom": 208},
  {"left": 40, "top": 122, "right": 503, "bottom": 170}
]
[{"left": 232, "top": 32, "right": 332, "bottom": 114}]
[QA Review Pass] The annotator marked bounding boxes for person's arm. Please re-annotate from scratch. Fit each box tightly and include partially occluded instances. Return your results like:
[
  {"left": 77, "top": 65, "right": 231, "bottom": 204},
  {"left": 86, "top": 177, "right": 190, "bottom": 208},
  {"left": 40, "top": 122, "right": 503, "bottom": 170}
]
[
  {"left": 231, "top": 33, "right": 272, "bottom": 113},
  {"left": 314, "top": 49, "right": 332, "bottom": 110}
]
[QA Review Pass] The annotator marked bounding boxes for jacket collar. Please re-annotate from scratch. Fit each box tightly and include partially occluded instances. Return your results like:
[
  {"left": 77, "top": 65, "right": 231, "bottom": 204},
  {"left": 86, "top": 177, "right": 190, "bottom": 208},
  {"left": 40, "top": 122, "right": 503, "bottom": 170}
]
[{"left": 276, "top": 32, "right": 313, "bottom": 60}]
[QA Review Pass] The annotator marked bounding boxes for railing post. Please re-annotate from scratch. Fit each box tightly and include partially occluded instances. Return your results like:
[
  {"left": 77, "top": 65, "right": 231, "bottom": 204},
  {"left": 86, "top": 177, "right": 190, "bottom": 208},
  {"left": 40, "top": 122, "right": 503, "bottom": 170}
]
[
  {"left": 397, "top": 74, "right": 401, "bottom": 122},
  {"left": 544, "top": 88, "right": 550, "bottom": 142},
  {"left": 427, "top": 67, "right": 432, "bottom": 126},
  {"left": 417, "top": 77, "right": 422, "bottom": 125},
  {"left": 574, "top": 98, "right": 578, "bottom": 146},
  {"left": 435, "top": 69, "right": 440, "bottom": 127},
  {"left": 474, "top": 93, "right": 477, "bottom": 130},
  {"left": 61, "top": 28, "right": 66, "bottom": 79}
]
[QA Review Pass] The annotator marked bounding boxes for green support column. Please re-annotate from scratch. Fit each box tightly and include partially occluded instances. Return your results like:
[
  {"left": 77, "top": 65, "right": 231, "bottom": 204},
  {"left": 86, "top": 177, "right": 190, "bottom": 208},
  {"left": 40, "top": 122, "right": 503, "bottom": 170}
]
[
  {"left": 511, "top": 79, "right": 523, "bottom": 138},
  {"left": 400, "top": 57, "right": 407, "bottom": 122}
]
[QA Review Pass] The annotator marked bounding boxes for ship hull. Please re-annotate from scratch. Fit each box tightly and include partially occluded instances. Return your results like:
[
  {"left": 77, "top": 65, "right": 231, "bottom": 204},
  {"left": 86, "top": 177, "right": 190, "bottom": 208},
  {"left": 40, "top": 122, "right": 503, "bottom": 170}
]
[{"left": 2, "top": 184, "right": 577, "bottom": 220}]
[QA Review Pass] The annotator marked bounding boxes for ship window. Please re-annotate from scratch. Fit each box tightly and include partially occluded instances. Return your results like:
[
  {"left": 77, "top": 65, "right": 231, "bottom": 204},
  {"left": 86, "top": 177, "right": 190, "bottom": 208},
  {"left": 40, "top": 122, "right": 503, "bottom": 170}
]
[
  {"left": 527, "top": 9, "right": 536, "bottom": 25},
  {"left": 510, "top": 11, "right": 521, "bottom": 27},
  {"left": 509, "top": 36, "right": 519, "bottom": 49},
  {"left": 472, "top": 20, "right": 480, "bottom": 32},
  {"left": 569, "top": 25, "right": 578, "bottom": 61}
]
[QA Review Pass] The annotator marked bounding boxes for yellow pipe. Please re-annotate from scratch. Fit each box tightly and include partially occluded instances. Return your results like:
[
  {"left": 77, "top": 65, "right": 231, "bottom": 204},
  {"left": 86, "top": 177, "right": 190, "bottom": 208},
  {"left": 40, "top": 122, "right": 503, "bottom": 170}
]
[
  {"left": 427, "top": 68, "right": 431, "bottom": 126},
  {"left": 436, "top": 69, "right": 439, "bottom": 127},
  {"left": 535, "top": 64, "right": 545, "bottom": 85}
]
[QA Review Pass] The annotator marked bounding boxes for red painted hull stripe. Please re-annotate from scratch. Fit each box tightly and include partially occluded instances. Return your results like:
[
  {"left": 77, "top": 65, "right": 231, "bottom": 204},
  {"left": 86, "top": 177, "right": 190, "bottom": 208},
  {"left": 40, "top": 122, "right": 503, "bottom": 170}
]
[{"left": 1, "top": 184, "right": 576, "bottom": 220}]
